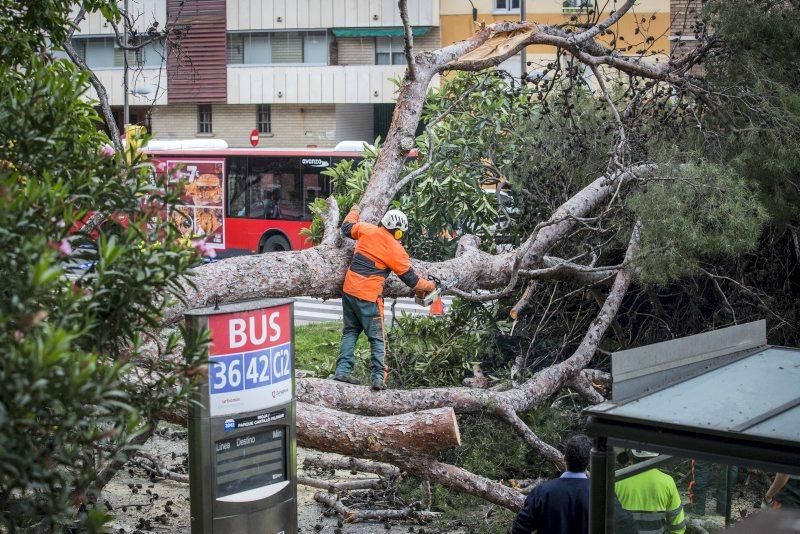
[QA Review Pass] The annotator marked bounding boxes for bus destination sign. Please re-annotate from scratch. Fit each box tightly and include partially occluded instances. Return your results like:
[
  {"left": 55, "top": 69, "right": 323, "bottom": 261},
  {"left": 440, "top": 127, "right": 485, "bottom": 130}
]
[{"left": 207, "top": 303, "right": 293, "bottom": 417}]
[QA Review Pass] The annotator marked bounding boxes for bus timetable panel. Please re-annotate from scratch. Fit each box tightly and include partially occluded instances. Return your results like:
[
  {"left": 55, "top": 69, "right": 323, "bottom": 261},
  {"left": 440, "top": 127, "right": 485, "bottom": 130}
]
[{"left": 215, "top": 427, "right": 287, "bottom": 498}]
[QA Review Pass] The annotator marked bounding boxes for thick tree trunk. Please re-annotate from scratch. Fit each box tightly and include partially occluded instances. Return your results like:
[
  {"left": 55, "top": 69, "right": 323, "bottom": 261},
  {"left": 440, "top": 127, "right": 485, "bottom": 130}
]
[
  {"left": 296, "top": 402, "right": 461, "bottom": 459},
  {"left": 164, "top": 235, "right": 515, "bottom": 323}
]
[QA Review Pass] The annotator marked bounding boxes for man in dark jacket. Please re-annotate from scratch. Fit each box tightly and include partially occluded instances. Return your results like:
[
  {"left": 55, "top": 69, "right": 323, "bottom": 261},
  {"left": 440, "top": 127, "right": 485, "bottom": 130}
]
[{"left": 512, "top": 434, "right": 637, "bottom": 534}]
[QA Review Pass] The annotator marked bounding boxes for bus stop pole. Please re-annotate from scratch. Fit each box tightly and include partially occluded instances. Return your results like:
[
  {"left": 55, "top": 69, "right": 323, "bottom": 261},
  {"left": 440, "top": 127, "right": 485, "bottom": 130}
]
[
  {"left": 604, "top": 442, "right": 616, "bottom": 533},
  {"left": 590, "top": 436, "right": 609, "bottom": 534},
  {"left": 725, "top": 465, "right": 734, "bottom": 527}
]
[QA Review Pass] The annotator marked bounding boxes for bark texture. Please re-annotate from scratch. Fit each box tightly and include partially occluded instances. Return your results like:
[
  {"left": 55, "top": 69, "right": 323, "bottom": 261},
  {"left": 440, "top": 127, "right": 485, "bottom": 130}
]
[
  {"left": 296, "top": 402, "right": 461, "bottom": 459},
  {"left": 302, "top": 453, "right": 401, "bottom": 478}
]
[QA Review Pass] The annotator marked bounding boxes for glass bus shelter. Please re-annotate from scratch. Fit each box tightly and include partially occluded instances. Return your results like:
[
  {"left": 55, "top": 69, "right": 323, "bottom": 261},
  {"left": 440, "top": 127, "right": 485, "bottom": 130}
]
[{"left": 583, "top": 320, "right": 800, "bottom": 533}]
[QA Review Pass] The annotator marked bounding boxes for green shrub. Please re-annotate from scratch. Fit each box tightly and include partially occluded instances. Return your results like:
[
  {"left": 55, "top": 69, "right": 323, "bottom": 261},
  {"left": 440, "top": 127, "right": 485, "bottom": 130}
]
[{"left": 0, "top": 12, "right": 205, "bottom": 528}]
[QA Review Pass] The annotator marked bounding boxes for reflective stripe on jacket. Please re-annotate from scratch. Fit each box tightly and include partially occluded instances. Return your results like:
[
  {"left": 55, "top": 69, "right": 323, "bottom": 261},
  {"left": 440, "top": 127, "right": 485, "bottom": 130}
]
[
  {"left": 615, "top": 469, "right": 686, "bottom": 534},
  {"left": 341, "top": 209, "right": 435, "bottom": 302}
]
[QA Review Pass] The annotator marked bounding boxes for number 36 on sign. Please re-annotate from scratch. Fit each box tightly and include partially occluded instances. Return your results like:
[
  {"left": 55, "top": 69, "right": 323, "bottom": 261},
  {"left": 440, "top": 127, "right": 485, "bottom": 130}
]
[{"left": 207, "top": 304, "right": 293, "bottom": 416}]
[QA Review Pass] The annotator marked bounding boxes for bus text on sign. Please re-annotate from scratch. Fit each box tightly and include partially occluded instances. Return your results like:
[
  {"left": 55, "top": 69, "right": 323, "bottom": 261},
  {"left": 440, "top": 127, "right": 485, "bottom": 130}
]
[{"left": 207, "top": 304, "right": 292, "bottom": 417}]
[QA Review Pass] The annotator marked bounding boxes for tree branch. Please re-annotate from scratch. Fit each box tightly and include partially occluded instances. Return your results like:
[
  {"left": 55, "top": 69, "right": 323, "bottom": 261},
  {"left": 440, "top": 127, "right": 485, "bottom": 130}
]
[
  {"left": 302, "top": 453, "right": 401, "bottom": 478},
  {"left": 297, "top": 222, "right": 643, "bottom": 418},
  {"left": 573, "top": 0, "right": 637, "bottom": 44},
  {"left": 320, "top": 196, "right": 341, "bottom": 247},
  {"left": 567, "top": 373, "right": 606, "bottom": 404},
  {"left": 398, "top": 0, "right": 416, "bottom": 81},
  {"left": 313, "top": 492, "right": 438, "bottom": 523},
  {"left": 62, "top": 8, "right": 122, "bottom": 150},
  {"left": 495, "top": 405, "right": 566, "bottom": 470},
  {"left": 298, "top": 476, "right": 382, "bottom": 492}
]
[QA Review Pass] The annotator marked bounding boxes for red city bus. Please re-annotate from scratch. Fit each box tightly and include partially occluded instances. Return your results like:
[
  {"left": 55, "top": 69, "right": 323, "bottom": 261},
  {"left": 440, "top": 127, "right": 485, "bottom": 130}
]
[{"left": 146, "top": 146, "right": 363, "bottom": 256}]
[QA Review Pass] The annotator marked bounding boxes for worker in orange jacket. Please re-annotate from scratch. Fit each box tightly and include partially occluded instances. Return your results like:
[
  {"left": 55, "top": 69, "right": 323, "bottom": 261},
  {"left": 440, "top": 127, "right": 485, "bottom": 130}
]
[{"left": 332, "top": 206, "right": 436, "bottom": 390}]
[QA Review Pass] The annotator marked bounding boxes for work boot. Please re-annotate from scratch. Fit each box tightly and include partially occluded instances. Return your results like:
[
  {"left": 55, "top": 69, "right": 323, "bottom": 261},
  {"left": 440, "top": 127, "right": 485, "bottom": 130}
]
[
  {"left": 330, "top": 374, "right": 360, "bottom": 385},
  {"left": 371, "top": 378, "right": 385, "bottom": 391}
]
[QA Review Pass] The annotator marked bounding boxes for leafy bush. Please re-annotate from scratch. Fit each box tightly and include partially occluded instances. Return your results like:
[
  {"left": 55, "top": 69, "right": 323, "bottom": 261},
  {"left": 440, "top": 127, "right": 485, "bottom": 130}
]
[{"left": 0, "top": 6, "right": 205, "bottom": 529}]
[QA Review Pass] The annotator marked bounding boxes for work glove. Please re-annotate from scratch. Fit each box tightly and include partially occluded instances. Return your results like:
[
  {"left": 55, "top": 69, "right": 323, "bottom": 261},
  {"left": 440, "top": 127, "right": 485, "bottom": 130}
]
[{"left": 417, "top": 278, "right": 436, "bottom": 294}]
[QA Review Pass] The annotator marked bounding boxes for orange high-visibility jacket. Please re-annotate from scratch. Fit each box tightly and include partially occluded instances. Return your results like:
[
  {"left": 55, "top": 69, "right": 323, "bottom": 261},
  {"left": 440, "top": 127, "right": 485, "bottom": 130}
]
[{"left": 341, "top": 209, "right": 435, "bottom": 302}]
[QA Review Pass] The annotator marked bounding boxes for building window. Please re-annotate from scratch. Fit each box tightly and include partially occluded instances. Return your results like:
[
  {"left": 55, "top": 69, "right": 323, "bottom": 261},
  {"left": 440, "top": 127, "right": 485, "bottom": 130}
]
[
  {"left": 69, "top": 37, "right": 122, "bottom": 69},
  {"left": 197, "top": 104, "right": 212, "bottom": 134},
  {"left": 227, "top": 31, "right": 328, "bottom": 65},
  {"left": 562, "top": 0, "right": 591, "bottom": 10},
  {"left": 135, "top": 39, "right": 165, "bottom": 68},
  {"left": 375, "top": 37, "right": 406, "bottom": 65},
  {"left": 494, "top": 0, "right": 521, "bottom": 12},
  {"left": 257, "top": 104, "right": 271, "bottom": 134},
  {"left": 303, "top": 32, "right": 328, "bottom": 63},
  {"left": 245, "top": 33, "right": 271, "bottom": 64}
]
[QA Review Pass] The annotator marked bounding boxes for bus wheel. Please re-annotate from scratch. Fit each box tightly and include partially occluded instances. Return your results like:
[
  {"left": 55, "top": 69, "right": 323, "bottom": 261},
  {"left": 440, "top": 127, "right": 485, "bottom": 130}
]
[{"left": 260, "top": 234, "right": 291, "bottom": 253}]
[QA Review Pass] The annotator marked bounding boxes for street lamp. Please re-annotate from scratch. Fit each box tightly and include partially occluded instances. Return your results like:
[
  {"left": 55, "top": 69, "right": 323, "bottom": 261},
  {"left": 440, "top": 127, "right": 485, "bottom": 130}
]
[
  {"left": 520, "top": 0, "right": 527, "bottom": 79},
  {"left": 123, "top": 0, "right": 129, "bottom": 126},
  {"left": 130, "top": 86, "right": 153, "bottom": 97}
]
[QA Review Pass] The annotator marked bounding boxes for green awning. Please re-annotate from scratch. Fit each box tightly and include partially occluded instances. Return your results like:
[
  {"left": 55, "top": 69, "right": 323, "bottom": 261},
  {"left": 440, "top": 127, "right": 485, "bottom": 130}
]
[{"left": 332, "top": 27, "right": 431, "bottom": 38}]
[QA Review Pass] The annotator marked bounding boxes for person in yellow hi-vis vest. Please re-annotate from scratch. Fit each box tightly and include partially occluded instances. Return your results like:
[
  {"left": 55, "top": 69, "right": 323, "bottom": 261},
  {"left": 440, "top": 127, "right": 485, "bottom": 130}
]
[{"left": 615, "top": 450, "right": 686, "bottom": 534}]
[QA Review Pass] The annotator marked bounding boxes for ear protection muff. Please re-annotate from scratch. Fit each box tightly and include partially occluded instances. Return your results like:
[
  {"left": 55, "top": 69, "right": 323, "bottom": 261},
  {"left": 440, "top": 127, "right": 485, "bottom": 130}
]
[{"left": 393, "top": 229, "right": 404, "bottom": 240}]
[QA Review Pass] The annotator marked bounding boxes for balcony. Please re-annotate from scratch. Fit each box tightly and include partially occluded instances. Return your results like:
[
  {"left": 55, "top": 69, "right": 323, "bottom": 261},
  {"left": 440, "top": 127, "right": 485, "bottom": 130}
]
[
  {"left": 84, "top": 68, "right": 168, "bottom": 106},
  {"left": 227, "top": 0, "right": 439, "bottom": 31},
  {"left": 227, "top": 64, "right": 439, "bottom": 105},
  {"left": 71, "top": 0, "right": 166, "bottom": 34}
]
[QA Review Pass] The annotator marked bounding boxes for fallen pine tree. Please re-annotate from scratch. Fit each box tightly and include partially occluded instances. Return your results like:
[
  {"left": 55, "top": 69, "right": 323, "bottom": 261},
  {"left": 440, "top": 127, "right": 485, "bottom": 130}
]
[{"left": 82, "top": 0, "right": 724, "bottom": 514}]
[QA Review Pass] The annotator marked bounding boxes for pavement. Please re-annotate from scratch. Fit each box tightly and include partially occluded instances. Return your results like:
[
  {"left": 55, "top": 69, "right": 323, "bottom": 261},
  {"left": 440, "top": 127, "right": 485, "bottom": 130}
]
[
  {"left": 103, "top": 424, "right": 443, "bottom": 533},
  {"left": 292, "top": 296, "right": 454, "bottom": 325}
]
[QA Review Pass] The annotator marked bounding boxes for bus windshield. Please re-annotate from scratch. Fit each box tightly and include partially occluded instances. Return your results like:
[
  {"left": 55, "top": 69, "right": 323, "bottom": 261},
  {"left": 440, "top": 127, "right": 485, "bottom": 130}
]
[{"left": 227, "top": 156, "right": 331, "bottom": 221}]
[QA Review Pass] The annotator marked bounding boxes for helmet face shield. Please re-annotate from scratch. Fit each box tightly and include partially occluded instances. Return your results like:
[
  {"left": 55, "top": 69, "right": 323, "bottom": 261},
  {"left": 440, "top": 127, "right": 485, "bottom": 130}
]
[{"left": 381, "top": 209, "right": 408, "bottom": 232}]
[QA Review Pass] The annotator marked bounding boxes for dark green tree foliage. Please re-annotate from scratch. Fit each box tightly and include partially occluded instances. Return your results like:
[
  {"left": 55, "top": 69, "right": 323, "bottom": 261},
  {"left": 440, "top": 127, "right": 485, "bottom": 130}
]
[
  {"left": 628, "top": 162, "right": 767, "bottom": 282},
  {"left": 703, "top": 0, "right": 800, "bottom": 223},
  {"left": 0, "top": 2, "right": 204, "bottom": 529}
]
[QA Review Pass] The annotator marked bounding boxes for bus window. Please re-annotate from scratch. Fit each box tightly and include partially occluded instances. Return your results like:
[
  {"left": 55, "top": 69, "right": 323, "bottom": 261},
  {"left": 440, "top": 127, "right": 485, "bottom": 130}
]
[
  {"left": 302, "top": 173, "right": 331, "bottom": 220},
  {"left": 227, "top": 156, "right": 248, "bottom": 217},
  {"left": 275, "top": 173, "right": 303, "bottom": 220},
  {"left": 246, "top": 158, "right": 302, "bottom": 220}
]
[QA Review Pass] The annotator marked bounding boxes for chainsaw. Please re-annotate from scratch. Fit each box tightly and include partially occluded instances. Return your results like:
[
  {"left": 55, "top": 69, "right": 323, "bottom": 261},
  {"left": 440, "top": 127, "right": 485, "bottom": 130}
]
[{"left": 415, "top": 275, "right": 446, "bottom": 307}]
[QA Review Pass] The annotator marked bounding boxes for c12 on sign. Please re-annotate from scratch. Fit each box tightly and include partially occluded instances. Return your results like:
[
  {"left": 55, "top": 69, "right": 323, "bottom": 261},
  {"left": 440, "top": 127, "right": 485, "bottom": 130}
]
[{"left": 207, "top": 304, "right": 293, "bottom": 417}]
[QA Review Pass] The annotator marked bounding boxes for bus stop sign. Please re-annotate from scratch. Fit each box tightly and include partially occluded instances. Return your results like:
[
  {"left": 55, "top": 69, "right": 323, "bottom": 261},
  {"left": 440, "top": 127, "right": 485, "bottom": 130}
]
[{"left": 185, "top": 298, "right": 297, "bottom": 534}]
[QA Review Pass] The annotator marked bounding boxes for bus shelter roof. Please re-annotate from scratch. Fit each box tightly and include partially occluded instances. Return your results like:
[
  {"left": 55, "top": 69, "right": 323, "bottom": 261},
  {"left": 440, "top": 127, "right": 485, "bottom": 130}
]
[{"left": 585, "top": 321, "right": 800, "bottom": 475}]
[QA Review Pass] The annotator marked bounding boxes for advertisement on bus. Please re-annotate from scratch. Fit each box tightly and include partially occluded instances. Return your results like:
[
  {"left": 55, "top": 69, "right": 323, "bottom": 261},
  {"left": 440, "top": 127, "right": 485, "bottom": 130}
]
[{"left": 167, "top": 159, "right": 225, "bottom": 249}]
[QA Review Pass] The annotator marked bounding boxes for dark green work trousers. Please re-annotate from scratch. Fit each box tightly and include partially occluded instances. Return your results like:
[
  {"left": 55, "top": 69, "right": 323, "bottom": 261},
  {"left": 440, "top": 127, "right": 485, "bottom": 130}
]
[
  {"left": 691, "top": 461, "right": 739, "bottom": 515},
  {"left": 335, "top": 293, "right": 386, "bottom": 383}
]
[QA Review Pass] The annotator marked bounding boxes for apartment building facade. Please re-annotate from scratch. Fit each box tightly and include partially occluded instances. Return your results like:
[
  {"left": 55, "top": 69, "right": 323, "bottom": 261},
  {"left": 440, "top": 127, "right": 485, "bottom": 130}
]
[{"left": 70, "top": 0, "right": 441, "bottom": 147}]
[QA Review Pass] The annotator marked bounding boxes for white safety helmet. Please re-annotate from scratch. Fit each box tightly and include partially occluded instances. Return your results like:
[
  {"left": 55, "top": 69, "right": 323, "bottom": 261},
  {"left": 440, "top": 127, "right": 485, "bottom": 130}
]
[
  {"left": 380, "top": 209, "right": 408, "bottom": 231},
  {"left": 631, "top": 449, "right": 659, "bottom": 459}
]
